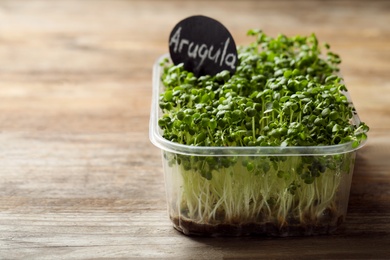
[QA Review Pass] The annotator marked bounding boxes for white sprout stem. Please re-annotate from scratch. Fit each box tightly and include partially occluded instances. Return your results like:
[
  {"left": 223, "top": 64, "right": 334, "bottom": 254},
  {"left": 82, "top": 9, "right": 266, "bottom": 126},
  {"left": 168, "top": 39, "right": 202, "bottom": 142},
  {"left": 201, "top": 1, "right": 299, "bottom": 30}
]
[{"left": 172, "top": 153, "right": 348, "bottom": 227}]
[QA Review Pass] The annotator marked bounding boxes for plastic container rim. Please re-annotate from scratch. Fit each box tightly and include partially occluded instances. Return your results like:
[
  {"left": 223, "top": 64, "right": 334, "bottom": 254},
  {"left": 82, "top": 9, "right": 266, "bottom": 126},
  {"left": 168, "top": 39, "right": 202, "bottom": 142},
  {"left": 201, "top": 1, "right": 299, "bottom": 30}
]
[{"left": 149, "top": 54, "right": 367, "bottom": 157}]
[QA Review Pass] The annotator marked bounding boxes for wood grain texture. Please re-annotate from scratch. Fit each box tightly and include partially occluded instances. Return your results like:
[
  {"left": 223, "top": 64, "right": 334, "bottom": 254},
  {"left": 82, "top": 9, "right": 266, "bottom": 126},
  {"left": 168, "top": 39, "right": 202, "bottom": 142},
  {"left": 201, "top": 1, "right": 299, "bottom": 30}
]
[{"left": 0, "top": 0, "right": 389, "bottom": 259}]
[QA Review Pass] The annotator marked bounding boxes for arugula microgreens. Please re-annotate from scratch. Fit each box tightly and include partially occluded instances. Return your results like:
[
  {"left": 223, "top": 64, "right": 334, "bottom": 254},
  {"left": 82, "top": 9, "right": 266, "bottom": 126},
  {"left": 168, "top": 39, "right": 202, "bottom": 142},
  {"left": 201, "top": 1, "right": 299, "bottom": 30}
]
[
  {"left": 157, "top": 30, "right": 369, "bottom": 232},
  {"left": 159, "top": 30, "right": 368, "bottom": 149}
]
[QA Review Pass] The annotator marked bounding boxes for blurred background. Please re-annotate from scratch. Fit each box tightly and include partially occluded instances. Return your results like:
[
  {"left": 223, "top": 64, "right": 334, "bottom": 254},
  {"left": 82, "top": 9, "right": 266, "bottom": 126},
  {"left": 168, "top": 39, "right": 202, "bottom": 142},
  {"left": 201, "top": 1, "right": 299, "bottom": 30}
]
[{"left": 0, "top": 0, "right": 388, "bottom": 133}]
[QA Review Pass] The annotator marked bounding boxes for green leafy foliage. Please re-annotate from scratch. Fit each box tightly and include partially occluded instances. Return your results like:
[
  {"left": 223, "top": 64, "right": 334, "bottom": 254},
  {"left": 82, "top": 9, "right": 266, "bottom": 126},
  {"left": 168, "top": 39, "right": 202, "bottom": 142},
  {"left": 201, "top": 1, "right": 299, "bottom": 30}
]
[{"left": 159, "top": 30, "right": 369, "bottom": 148}]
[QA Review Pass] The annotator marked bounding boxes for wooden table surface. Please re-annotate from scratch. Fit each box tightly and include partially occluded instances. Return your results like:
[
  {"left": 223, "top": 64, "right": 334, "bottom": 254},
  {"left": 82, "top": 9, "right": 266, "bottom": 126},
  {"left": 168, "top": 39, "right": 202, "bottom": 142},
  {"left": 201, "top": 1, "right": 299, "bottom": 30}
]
[{"left": 0, "top": 0, "right": 389, "bottom": 259}]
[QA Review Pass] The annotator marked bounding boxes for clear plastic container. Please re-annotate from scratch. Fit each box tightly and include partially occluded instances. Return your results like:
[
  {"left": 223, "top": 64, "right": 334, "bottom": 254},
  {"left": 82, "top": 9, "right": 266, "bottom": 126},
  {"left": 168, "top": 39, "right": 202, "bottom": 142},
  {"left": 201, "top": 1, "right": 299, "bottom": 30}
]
[{"left": 150, "top": 55, "right": 367, "bottom": 237}]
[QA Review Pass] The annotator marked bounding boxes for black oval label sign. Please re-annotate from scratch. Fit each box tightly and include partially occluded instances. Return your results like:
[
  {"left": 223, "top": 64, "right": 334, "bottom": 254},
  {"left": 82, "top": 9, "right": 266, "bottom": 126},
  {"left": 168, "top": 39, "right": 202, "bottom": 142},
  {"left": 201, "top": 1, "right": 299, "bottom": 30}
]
[{"left": 169, "top": 15, "right": 238, "bottom": 77}]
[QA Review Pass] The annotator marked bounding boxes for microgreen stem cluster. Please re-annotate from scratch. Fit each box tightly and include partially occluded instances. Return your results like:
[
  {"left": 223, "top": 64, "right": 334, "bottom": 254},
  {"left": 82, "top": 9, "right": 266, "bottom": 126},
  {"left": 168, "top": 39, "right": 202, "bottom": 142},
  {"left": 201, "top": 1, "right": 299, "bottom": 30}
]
[
  {"left": 164, "top": 151, "right": 354, "bottom": 230},
  {"left": 158, "top": 30, "right": 368, "bottom": 235}
]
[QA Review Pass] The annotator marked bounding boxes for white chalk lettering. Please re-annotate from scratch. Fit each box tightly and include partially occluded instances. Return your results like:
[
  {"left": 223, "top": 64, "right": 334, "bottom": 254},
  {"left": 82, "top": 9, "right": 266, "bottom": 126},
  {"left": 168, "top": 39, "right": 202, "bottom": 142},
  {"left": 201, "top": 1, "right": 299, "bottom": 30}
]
[
  {"left": 220, "top": 38, "right": 230, "bottom": 66},
  {"left": 179, "top": 38, "right": 189, "bottom": 52},
  {"left": 169, "top": 27, "right": 182, "bottom": 52},
  {"left": 225, "top": 53, "right": 236, "bottom": 70},
  {"left": 169, "top": 27, "right": 236, "bottom": 71},
  {"left": 187, "top": 42, "right": 199, "bottom": 58},
  {"left": 197, "top": 44, "right": 208, "bottom": 70},
  {"left": 208, "top": 45, "right": 221, "bottom": 63}
]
